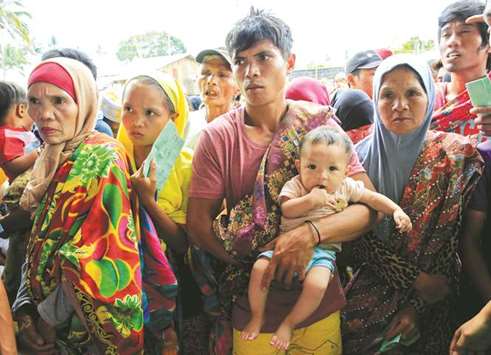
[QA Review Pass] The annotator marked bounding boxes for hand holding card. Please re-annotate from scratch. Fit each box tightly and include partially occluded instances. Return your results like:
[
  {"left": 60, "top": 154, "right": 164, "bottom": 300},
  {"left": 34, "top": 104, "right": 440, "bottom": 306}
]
[{"left": 143, "top": 121, "right": 184, "bottom": 193}]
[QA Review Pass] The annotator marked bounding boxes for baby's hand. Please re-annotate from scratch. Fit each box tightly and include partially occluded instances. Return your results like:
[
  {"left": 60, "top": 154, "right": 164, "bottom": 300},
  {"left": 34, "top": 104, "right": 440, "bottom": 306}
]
[
  {"left": 309, "top": 187, "right": 336, "bottom": 209},
  {"left": 393, "top": 209, "right": 412, "bottom": 233}
]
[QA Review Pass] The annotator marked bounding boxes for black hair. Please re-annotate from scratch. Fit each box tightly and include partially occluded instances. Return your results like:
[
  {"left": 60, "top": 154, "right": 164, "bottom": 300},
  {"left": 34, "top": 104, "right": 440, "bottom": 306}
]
[
  {"left": 42, "top": 48, "right": 97, "bottom": 80},
  {"left": 225, "top": 7, "right": 293, "bottom": 59},
  {"left": 300, "top": 126, "right": 353, "bottom": 157},
  {"left": 438, "top": 1, "right": 489, "bottom": 48},
  {"left": 124, "top": 76, "right": 176, "bottom": 114},
  {"left": 0, "top": 81, "right": 27, "bottom": 125}
]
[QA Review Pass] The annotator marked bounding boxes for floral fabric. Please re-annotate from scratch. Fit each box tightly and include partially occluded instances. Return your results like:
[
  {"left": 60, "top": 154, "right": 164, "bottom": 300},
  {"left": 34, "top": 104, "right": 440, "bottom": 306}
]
[
  {"left": 26, "top": 133, "right": 177, "bottom": 354},
  {"left": 342, "top": 131, "right": 483, "bottom": 354}
]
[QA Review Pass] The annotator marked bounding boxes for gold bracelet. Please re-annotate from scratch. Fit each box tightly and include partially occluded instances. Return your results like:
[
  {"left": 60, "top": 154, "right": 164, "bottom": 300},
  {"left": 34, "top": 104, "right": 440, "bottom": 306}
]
[{"left": 305, "top": 220, "right": 321, "bottom": 246}]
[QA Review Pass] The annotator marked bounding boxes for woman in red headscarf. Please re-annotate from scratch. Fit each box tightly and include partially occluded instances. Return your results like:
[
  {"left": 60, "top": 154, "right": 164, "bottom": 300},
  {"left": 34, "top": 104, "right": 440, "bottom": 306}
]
[{"left": 12, "top": 58, "right": 177, "bottom": 355}]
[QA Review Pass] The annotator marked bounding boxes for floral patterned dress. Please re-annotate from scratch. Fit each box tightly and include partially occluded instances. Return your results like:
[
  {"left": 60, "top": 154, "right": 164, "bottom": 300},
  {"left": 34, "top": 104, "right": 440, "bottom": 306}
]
[
  {"left": 25, "top": 133, "right": 177, "bottom": 354},
  {"left": 342, "top": 131, "right": 483, "bottom": 355}
]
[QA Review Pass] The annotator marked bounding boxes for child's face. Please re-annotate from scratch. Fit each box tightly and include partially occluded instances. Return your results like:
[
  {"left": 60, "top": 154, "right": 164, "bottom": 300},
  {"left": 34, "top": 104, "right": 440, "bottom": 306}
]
[
  {"left": 296, "top": 142, "right": 349, "bottom": 193},
  {"left": 122, "top": 82, "right": 174, "bottom": 148}
]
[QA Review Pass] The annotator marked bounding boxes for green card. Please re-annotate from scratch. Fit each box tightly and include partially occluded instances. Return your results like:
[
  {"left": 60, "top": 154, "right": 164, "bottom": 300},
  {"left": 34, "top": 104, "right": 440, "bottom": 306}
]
[
  {"left": 143, "top": 121, "right": 184, "bottom": 192},
  {"left": 466, "top": 76, "right": 491, "bottom": 107}
]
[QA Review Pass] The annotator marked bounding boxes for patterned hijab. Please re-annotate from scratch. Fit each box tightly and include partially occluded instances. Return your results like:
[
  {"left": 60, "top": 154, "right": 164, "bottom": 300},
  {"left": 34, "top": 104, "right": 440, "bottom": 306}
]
[
  {"left": 21, "top": 57, "right": 97, "bottom": 212},
  {"left": 356, "top": 55, "right": 435, "bottom": 205},
  {"left": 117, "top": 73, "right": 188, "bottom": 170}
]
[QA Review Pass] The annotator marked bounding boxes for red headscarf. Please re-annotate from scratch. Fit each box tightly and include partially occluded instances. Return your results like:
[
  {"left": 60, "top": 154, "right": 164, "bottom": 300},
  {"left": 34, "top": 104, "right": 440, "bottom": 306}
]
[
  {"left": 286, "top": 77, "right": 330, "bottom": 106},
  {"left": 28, "top": 62, "right": 76, "bottom": 102}
]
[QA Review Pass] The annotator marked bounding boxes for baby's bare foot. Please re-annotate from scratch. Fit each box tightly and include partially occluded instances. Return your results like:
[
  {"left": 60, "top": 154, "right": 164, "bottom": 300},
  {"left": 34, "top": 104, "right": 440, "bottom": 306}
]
[
  {"left": 270, "top": 322, "right": 293, "bottom": 350},
  {"left": 240, "top": 316, "right": 263, "bottom": 341}
]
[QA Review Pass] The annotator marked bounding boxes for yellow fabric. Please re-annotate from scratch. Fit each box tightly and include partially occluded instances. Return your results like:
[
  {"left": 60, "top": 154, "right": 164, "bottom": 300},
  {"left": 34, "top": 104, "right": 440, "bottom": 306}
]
[
  {"left": 233, "top": 311, "right": 342, "bottom": 355},
  {"left": 156, "top": 147, "right": 193, "bottom": 224},
  {"left": 117, "top": 73, "right": 191, "bottom": 224},
  {"left": 0, "top": 168, "right": 7, "bottom": 186}
]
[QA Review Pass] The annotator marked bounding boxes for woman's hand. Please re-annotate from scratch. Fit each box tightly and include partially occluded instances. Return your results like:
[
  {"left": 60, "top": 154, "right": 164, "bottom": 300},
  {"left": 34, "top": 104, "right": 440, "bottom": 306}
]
[
  {"left": 384, "top": 305, "right": 418, "bottom": 341},
  {"left": 16, "top": 312, "right": 57, "bottom": 354},
  {"left": 413, "top": 272, "right": 449, "bottom": 304},
  {"left": 450, "top": 306, "right": 491, "bottom": 355},
  {"left": 131, "top": 160, "right": 157, "bottom": 205},
  {"left": 259, "top": 223, "right": 315, "bottom": 289},
  {"left": 470, "top": 106, "right": 491, "bottom": 136}
]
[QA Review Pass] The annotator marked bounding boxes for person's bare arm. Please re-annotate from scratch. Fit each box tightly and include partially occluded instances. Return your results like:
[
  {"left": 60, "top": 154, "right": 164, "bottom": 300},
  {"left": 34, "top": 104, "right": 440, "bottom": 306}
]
[
  {"left": 281, "top": 187, "right": 333, "bottom": 219},
  {"left": 0, "top": 280, "right": 17, "bottom": 355},
  {"left": 359, "top": 189, "right": 412, "bottom": 233},
  {"left": 2, "top": 151, "right": 37, "bottom": 180},
  {"left": 142, "top": 198, "right": 188, "bottom": 254},
  {"left": 132, "top": 161, "right": 187, "bottom": 254},
  {"left": 187, "top": 197, "right": 236, "bottom": 264},
  {"left": 316, "top": 172, "right": 380, "bottom": 243},
  {"left": 450, "top": 300, "right": 491, "bottom": 354},
  {"left": 462, "top": 209, "right": 491, "bottom": 301}
]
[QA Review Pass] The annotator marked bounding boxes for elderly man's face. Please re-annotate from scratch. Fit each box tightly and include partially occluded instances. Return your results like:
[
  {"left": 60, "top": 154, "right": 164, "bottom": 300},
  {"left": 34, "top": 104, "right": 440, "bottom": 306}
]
[
  {"left": 232, "top": 39, "right": 295, "bottom": 108},
  {"left": 198, "top": 57, "right": 238, "bottom": 113}
]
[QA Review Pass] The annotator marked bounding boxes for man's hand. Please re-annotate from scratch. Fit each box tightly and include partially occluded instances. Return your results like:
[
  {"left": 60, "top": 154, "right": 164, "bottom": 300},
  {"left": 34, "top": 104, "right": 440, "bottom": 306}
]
[
  {"left": 470, "top": 106, "right": 491, "bottom": 136},
  {"left": 450, "top": 304, "right": 491, "bottom": 355},
  {"left": 466, "top": 2, "right": 491, "bottom": 27},
  {"left": 259, "top": 223, "right": 315, "bottom": 289}
]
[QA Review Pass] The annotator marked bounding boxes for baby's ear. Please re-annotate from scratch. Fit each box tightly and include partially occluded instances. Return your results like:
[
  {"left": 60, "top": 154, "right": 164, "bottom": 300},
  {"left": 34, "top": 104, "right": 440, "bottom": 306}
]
[
  {"left": 295, "top": 159, "right": 300, "bottom": 172},
  {"left": 170, "top": 112, "right": 178, "bottom": 121},
  {"left": 16, "top": 103, "right": 27, "bottom": 118}
]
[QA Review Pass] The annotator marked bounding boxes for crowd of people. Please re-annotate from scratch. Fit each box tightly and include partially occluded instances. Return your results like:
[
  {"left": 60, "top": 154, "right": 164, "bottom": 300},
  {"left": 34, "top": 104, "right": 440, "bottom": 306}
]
[{"left": 0, "top": 0, "right": 490, "bottom": 354}]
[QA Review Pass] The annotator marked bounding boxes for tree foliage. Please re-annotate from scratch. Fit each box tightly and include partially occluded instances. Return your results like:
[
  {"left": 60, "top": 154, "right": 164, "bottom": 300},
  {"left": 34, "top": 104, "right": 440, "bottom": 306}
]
[
  {"left": 0, "top": 0, "right": 31, "bottom": 76},
  {"left": 394, "top": 36, "right": 435, "bottom": 54},
  {"left": 116, "top": 31, "right": 186, "bottom": 62}
]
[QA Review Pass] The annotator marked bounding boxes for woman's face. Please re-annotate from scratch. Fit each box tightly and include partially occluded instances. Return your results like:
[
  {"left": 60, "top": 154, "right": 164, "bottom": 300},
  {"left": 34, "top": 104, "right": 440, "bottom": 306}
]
[
  {"left": 122, "top": 82, "right": 174, "bottom": 148},
  {"left": 377, "top": 67, "right": 428, "bottom": 135},
  {"left": 28, "top": 82, "right": 79, "bottom": 144}
]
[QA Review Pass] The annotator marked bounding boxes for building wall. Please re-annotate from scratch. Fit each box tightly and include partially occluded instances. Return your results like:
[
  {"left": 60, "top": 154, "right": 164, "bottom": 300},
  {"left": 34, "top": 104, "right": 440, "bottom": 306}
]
[
  {"left": 289, "top": 67, "right": 344, "bottom": 81},
  {"left": 161, "top": 57, "right": 200, "bottom": 95}
]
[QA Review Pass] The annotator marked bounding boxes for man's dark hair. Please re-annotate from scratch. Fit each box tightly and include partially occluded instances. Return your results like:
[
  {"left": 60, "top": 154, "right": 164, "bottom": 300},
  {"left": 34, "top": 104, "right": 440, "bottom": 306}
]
[
  {"left": 225, "top": 7, "right": 293, "bottom": 59},
  {"left": 42, "top": 48, "right": 97, "bottom": 80},
  {"left": 0, "top": 81, "right": 27, "bottom": 125},
  {"left": 438, "top": 1, "right": 488, "bottom": 48}
]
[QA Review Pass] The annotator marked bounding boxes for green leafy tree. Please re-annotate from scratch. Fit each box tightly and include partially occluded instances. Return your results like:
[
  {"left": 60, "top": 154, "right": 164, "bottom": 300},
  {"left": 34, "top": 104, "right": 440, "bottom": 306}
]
[
  {"left": 3, "top": 43, "right": 28, "bottom": 69},
  {"left": 116, "top": 31, "right": 186, "bottom": 62},
  {"left": 395, "top": 36, "right": 435, "bottom": 54},
  {"left": 0, "top": 0, "right": 31, "bottom": 77}
]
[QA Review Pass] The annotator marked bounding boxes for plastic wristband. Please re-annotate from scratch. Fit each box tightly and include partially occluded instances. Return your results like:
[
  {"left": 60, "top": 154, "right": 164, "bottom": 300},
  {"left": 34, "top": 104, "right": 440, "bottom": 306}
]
[{"left": 305, "top": 220, "right": 321, "bottom": 246}]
